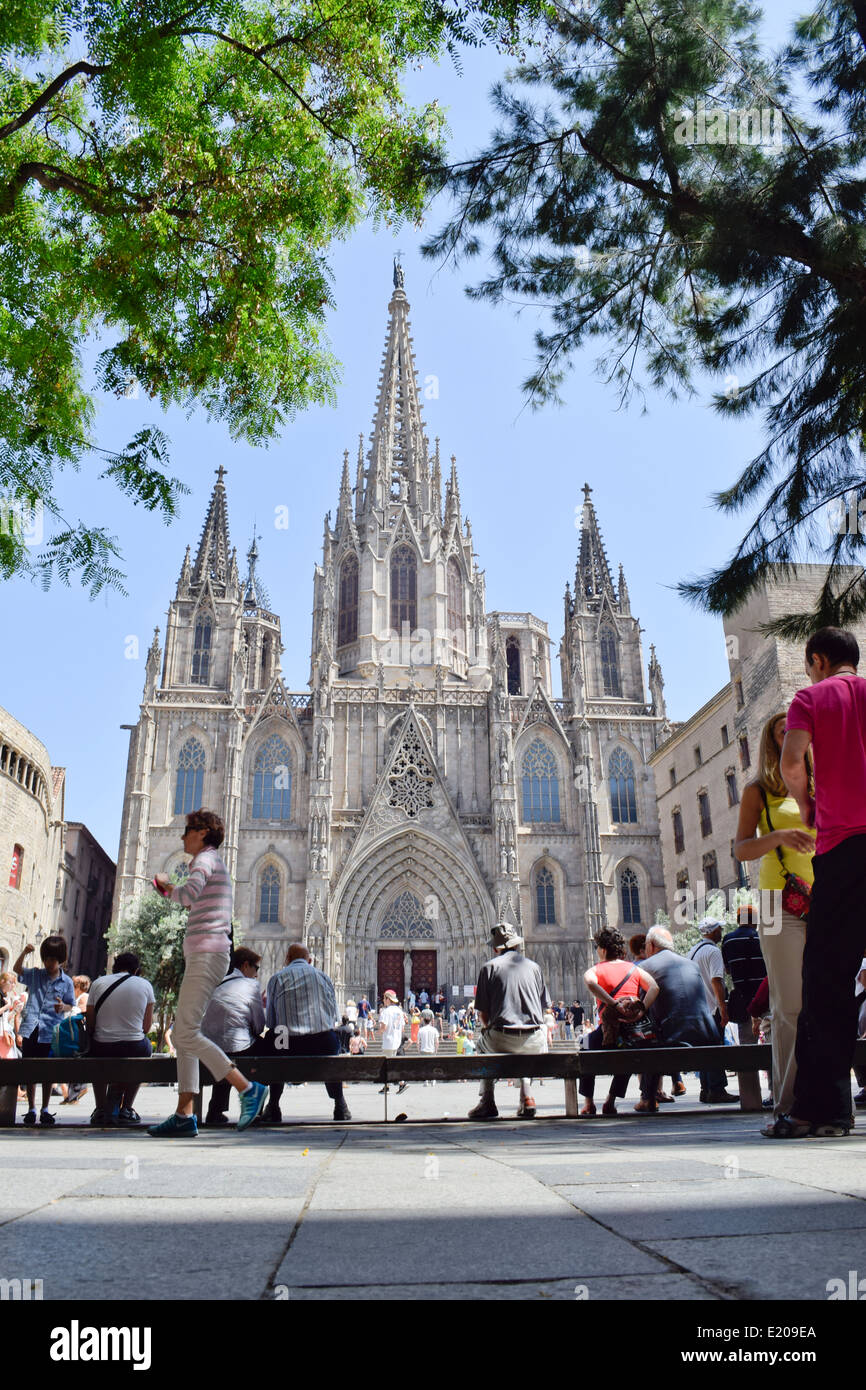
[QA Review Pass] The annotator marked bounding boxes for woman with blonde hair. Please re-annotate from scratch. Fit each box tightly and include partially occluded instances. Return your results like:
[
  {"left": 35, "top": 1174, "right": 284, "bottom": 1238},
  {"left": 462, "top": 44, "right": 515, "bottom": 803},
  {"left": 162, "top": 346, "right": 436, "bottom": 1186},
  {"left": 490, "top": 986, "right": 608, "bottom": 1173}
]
[{"left": 735, "top": 710, "right": 816, "bottom": 1131}]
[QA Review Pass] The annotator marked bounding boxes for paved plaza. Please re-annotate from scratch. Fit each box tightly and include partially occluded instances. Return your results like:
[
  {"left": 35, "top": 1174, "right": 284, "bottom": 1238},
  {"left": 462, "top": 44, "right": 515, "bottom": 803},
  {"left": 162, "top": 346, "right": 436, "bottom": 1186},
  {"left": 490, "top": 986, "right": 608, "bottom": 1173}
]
[{"left": 1, "top": 1076, "right": 864, "bottom": 1302}]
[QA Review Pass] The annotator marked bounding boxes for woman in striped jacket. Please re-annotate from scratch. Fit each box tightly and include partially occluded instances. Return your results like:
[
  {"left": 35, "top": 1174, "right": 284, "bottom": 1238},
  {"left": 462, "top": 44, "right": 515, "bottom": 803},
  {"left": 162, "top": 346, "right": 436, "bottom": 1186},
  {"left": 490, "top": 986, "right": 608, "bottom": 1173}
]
[{"left": 149, "top": 809, "right": 267, "bottom": 1138}]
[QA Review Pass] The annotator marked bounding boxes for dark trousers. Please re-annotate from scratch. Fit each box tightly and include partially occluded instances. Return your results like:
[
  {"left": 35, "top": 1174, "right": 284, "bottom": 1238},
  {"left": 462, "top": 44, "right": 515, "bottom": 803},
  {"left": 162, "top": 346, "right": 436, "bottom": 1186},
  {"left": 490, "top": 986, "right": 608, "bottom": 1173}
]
[
  {"left": 268, "top": 1029, "right": 344, "bottom": 1108},
  {"left": 89, "top": 1037, "right": 152, "bottom": 1112},
  {"left": 578, "top": 1026, "right": 630, "bottom": 1100},
  {"left": 793, "top": 834, "right": 866, "bottom": 1124},
  {"left": 206, "top": 1040, "right": 262, "bottom": 1118},
  {"left": 698, "top": 1012, "right": 728, "bottom": 1093}
]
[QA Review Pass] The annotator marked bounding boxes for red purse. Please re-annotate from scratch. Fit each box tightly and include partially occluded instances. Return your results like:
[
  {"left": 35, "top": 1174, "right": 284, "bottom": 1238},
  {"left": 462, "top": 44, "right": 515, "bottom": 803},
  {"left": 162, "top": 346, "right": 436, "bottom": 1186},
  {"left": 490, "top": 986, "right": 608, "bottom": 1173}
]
[{"left": 760, "top": 790, "right": 812, "bottom": 920}]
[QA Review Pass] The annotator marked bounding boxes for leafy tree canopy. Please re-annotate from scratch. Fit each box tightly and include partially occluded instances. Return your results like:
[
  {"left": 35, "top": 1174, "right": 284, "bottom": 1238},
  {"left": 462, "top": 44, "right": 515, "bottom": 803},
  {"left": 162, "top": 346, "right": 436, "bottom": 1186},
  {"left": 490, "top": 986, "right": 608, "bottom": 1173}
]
[
  {"left": 0, "top": 0, "right": 539, "bottom": 594},
  {"left": 425, "top": 0, "right": 866, "bottom": 635}
]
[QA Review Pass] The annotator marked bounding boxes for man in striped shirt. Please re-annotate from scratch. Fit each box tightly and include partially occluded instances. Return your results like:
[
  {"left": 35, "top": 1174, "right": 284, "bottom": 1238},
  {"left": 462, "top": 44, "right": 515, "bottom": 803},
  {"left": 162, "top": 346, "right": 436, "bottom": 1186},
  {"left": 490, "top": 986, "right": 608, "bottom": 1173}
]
[{"left": 265, "top": 944, "right": 351, "bottom": 1123}]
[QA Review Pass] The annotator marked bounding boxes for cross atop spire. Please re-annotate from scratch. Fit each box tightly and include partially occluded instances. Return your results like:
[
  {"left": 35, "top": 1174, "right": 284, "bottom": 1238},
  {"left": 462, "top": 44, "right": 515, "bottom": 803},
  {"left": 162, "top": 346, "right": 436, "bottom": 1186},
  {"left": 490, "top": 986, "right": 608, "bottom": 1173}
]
[
  {"left": 575, "top": 482, "right": 616, "bottom": 610},
  {"left": 191, "top": 464, "right": 231, "bottom": 591}
]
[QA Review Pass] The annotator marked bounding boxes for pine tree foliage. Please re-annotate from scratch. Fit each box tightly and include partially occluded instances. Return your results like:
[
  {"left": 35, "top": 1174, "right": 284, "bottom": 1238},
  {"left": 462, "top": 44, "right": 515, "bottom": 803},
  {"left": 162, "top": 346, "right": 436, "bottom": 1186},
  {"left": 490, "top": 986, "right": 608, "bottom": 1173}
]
[
  {"left": 425, "top": 0, "right": 866, "bottom": 635},
  {"left": 0, "top": 0, "right": 540, "bottom": 595}
]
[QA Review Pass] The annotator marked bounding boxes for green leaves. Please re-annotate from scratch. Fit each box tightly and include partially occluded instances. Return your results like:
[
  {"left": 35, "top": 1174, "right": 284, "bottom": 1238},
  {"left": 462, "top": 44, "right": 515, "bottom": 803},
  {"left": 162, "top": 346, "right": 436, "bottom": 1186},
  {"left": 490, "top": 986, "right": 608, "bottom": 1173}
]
[
  {"left": 426, "top": 0, "right": 866, "bottom": 632},
  {"left": 0, "top": 0, "right": 541, "bottom": 593}
]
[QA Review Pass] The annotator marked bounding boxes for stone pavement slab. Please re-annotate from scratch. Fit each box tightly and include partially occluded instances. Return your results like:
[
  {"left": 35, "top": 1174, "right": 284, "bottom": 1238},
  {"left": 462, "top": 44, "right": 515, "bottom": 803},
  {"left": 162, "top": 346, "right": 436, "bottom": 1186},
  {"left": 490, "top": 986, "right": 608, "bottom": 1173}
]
[
  {"left": 555, "top": 1176, "right": 866, "bottom": 1239},
  {"left": 645, "top": 1231, "right": 866, "bottom": 1302},
  {"left": 0, "top": 1196, "right": 307, "bottom": 1301},
  {"left": 277, "top": 1273, "right": 715, "bottom": 1300}
]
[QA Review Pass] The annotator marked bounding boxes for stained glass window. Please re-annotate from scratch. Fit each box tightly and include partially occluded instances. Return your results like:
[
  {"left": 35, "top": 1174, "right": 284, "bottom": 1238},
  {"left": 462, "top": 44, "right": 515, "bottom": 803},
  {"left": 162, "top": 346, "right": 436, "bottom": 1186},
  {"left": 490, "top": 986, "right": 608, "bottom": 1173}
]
[
  {"left": 191, "top": 615, "right": 212, "bottom": 685},
  {"left": 600, "top": 627, "right": 621, "bottom": 696},
  {"left": 620, "top": 867, "right": 641, "bottom": 923},
  {"left": 521, "top": 740, "right": 561, "bottom": 823},
  {"left": 174, "top": 738, "right": 205, "bottom": 815},
  {"left": 447, "top": 558, "right": 464, "bottom": 652},
  {"left": 390, "top": 545, "right": 417, "bottom": 632},
  {"left": 506, "top": 636, "right": 521, "bottom": 694},
  {"left": 536, "top": 866, "right": 556, "bottom": 924},
  {"left": 609, "top": 748, "right": 637, "bottom": 822},
  {"left": 338, "top": 552, "right": 359, "bottom": 647},
  {"left": 380, "top": 890, "right": 434, "bottom": 939},
  {"left": 252, "top": 735, "right": 292, "bottom": 820},
  {"left": 259, "top": 864, "right": 280, "bottom": 923}
]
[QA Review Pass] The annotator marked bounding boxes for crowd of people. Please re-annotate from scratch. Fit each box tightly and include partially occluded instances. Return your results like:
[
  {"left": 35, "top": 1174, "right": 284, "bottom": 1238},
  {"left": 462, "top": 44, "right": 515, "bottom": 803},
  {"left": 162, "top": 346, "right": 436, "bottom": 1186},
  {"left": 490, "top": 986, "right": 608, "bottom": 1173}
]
[{"left": 2, "top": 626, "right": 864, "bottom": 1137}]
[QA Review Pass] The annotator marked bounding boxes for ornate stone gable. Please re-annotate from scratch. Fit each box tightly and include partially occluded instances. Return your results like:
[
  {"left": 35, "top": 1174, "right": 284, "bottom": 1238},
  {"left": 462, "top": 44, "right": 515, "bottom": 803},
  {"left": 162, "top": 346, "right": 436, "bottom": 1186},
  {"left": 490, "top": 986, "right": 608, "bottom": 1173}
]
[{"left": 387, "top": 723, "right": 435, "bottom": 819}]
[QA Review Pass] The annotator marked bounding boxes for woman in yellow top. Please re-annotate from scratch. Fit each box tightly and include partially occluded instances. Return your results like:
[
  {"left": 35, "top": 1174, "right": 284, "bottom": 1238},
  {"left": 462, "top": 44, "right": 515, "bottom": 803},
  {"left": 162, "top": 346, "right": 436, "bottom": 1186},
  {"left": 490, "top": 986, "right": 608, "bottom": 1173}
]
[{"left": 735, "top": 710, "right": 816, "bottom": 1123}]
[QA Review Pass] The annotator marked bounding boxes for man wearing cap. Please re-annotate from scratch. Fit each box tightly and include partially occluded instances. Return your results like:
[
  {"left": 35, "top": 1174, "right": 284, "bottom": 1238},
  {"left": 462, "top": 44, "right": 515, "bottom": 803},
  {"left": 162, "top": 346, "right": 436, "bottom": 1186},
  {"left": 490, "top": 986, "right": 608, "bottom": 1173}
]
[
  {"left": 688, "top": 919, "right": 738, "bottom": 1104},
  {"left": 468, "top": 922, "right": 551, "bottom": 1121}
]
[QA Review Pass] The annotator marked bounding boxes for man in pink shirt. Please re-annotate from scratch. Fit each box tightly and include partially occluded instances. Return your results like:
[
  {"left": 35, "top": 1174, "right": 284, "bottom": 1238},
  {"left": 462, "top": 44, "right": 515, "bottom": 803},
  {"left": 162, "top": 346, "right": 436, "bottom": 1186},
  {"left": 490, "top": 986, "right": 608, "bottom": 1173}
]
[{"left": 777, "top": 628, "right": 866, "bottom": 1137}]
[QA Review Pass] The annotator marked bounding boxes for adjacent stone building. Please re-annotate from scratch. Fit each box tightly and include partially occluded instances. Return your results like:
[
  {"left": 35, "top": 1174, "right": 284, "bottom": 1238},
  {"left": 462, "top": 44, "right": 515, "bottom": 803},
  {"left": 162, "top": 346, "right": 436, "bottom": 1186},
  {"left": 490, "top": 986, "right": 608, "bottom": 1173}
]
[
  {"left": 650, "top": 566, "right": 866, "bottom": 915},
  {"left": 0, "top": 706, "right": 66, "bottom": 972},
  {"left": 113, "top": 266, "right": 670, "bottom": 1004},
  {"left": 55, "top": 824, "right": 116, "bottom": 979}
]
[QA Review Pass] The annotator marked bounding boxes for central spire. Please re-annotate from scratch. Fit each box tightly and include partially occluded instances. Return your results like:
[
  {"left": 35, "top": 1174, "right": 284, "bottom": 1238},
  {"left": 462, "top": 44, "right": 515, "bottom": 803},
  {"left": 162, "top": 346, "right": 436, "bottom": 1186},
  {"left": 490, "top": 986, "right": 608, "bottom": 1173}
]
[
  {"left": 576, "top": 482, "right": 616, "bottom": 609},
  {"left": 191, "top": 465, "right": 231, "bottom": 592},
  {"left": 363, "top": 264, "right": 430, "bottom": 515}
]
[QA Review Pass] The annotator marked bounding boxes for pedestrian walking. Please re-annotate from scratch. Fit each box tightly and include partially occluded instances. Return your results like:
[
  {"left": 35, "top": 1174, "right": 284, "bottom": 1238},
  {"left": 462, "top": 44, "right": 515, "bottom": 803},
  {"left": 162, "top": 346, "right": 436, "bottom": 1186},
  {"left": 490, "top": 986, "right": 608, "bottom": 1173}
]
[
  {"left": 418, "top": 1008, "right": 439, "bottom": 1084},
  {"left": 149, "top": 810, "right": 267, "bottom": 1137},
  {"left": 378, "top": 990, "right": 407, "bottom": 1094}
]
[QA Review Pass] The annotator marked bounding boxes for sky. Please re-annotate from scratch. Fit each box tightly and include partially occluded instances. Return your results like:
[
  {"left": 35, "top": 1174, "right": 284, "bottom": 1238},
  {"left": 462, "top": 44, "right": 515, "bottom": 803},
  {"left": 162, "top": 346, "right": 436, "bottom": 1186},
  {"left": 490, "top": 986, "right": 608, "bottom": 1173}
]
[{"left": 1, "top": 2, "right": 806, "bottom": 859}]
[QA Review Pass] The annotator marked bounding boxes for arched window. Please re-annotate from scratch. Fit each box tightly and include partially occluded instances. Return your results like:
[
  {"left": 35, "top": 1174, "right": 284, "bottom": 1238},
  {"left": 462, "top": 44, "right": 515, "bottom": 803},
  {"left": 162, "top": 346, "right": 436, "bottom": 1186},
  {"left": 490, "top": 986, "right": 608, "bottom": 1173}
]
[
  {"left": 338, "top": 552, "right": 359, "bottom": 647},
  {"left": 447, "top": 558, "right": 465, "bottom": 652},
  {"left": 506, "top": 636, "right": 521, "bottom": 694},
  {"left": 600, "top": 626, "right": 621, "bottom": 696},
  {"left": 521, "top": 739, "right": 561, "bottom": 823},
  {"left": 174, "top": 738, "right": 205, "bottom": 815},
  {"left": 252, "top": 735, "right": 292, "bottom": 820},
  {"left": 191, "top": 615, "right": 212, "bottom": 685},
  {"left": 620, "top": 867, "right": 641, "bottom": 924},
  {"left": 390, "top": 544, "right": 417, "bottom": 633},
  {"left": 609, "top": 748, "right": 637, "bottom": 823},
  {"left": 536, "top": 865, "right": 556, "bottom": 924},
  {"left": 8, "top": 843, "right": 23, "bottom": 889},
  {"left": 258, "top": 864, "right": 280, "bottom": 923},
  {"left": 260, "top": 634, "right": 271, "bottom": 688}
]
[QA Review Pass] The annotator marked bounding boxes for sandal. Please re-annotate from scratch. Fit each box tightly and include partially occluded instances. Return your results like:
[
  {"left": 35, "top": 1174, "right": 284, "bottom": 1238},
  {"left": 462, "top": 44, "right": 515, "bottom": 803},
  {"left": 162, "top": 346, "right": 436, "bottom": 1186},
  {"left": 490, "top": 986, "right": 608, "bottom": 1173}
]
[
  {"left": 601, "top": 1099, "right": 618, "bottom": 1116},
  {"left": 579, "top": 1102, "right": 597, "bottom": 1118},
  {"left": 808, "top": 1122, "right": 851, "bottom": 1138},
  {"left": 760, "top": 1115, "right": 811, "bottom": 1139}
]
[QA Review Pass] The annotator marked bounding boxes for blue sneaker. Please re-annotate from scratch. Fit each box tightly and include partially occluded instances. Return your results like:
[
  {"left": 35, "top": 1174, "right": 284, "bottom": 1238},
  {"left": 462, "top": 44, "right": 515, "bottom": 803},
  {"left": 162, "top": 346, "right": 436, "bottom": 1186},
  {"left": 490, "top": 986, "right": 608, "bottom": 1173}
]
[
  {"left": 148, "top": 1113, "right": 198, "bottom": 1138},
  {"left": 237, "top": 1081, "right": 267, "bottom": 1132}
]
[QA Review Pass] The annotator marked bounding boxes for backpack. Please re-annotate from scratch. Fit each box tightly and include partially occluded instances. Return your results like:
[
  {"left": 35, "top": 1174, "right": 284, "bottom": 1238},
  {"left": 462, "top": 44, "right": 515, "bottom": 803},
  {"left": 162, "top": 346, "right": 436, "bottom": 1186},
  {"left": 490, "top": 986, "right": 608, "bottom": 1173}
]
[{"left": 51, "top": 974, "right": 133, "bottom": 1058}]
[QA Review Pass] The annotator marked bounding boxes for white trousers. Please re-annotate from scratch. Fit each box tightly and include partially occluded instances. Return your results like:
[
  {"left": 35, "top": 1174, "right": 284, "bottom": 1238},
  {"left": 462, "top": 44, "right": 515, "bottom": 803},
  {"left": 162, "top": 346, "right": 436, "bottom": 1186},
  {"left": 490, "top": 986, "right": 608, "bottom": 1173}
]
[
  {"left": 759, "top": 908, "right": 807, "bottom": 1118},
  {"left": 174, "top": 950, "right": 232, "bottom": 1094}
]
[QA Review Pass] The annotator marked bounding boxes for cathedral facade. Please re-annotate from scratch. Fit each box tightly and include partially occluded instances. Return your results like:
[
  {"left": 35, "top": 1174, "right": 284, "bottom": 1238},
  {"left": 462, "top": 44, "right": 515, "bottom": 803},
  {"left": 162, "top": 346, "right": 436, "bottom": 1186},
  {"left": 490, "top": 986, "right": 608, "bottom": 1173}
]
[{"left": 113, "top": 268, "right": 670, "bottom": 1004}]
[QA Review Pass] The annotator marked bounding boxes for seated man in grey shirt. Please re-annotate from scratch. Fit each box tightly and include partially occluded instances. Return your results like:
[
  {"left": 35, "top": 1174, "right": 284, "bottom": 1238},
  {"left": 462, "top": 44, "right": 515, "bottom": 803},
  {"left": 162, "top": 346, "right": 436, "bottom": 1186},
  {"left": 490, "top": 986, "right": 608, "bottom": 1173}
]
[
  {"left": 469, "top": 922, "right": 550, "bottom": 1121},
  {"left": 638, "top": 926, "right": 725, "bottom": 1110},
  {"left": 201, "top": 947, "right": 265, "bottom": 1126}
]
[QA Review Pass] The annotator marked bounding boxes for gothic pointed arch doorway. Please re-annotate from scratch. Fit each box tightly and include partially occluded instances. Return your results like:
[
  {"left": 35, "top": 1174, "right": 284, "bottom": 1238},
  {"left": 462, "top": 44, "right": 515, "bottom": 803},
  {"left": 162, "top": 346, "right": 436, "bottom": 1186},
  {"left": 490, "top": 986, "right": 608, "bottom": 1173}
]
[{"left": 375, "top": 889, "right": 437, "bottom": 1003}]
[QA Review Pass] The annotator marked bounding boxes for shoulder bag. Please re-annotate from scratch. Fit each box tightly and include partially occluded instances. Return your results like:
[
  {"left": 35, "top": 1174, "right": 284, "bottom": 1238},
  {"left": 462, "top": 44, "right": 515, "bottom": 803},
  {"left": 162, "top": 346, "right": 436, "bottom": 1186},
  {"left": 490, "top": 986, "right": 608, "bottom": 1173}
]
[{"left": 51, "top": 974, "right": 133, "bottom": 1058}]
